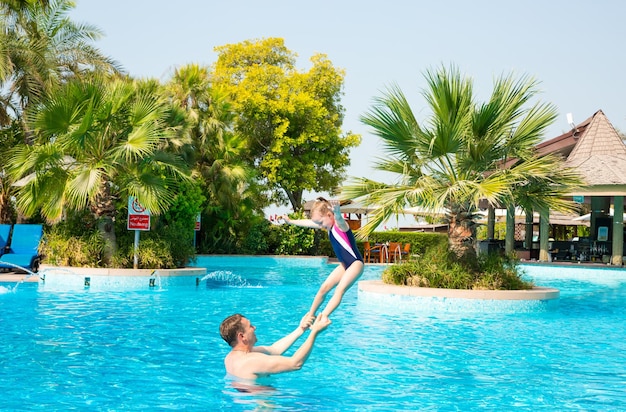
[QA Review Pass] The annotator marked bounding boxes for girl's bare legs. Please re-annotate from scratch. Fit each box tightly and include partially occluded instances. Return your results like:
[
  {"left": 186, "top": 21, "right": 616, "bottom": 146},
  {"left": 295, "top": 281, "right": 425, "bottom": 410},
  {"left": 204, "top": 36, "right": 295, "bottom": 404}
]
[
  {"left": 321, "top": 261, "right": 364, "bottom": 318},
  {"left": 308, "top": 265, "right": 345, "bottom": 317}
]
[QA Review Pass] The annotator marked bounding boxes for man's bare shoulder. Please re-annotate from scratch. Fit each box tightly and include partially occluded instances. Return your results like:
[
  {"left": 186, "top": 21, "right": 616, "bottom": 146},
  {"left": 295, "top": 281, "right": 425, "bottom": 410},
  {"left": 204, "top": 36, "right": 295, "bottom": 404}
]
[{"left": 225, "top": 351, "right": 271, "bottom": 380}]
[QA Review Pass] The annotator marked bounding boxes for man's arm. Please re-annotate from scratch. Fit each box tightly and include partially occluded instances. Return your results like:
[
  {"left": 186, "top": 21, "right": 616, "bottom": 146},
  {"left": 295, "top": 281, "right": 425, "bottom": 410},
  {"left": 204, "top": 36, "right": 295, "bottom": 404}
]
[
  {"left": 245, "top": 315, "right": 331, "bottom": 376},
  {"left": 254, "top": 314, "right": 314, "bottom": 355}
]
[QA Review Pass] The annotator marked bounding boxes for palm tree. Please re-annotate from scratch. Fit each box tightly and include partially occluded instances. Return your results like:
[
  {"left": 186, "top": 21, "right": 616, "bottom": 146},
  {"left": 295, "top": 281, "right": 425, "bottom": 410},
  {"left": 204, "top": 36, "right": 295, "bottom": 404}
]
[
  {"left": 343, "top": 65, "right": 581, "bottom": 263},
  {"left": 0, "top": 0, "right": 121, "bottom": 223},
  {"left": 8, "top": 75, "right": 190, "bottom": 263},
  {"left": 165, "top": 65, "right": 262, "bottom": 252},
  {"left": 0, "top": 0, "right": 121, "bottom": 121}
]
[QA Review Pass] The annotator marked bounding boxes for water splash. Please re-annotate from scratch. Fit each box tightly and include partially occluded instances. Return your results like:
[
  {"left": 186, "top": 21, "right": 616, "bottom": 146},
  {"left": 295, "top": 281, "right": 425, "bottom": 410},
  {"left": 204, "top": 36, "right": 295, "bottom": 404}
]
[
  {"left": 200, "top": 270, "right": 252, "bottom": 288},
  {"left": 0, "top": 261, "right": 43, "bottom": 292}
]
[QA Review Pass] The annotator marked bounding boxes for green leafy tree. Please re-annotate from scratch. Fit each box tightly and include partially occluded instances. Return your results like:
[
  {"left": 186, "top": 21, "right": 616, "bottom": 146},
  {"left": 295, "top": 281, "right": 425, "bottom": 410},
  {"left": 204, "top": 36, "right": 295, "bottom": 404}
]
[
  {"left": 211, "top": 37, "right": 360, "bottom": 211},
  {"left": 8, "top": 75, "right": 190, "bottom": 264},
  {"left": 344, "top": 65, "right": 581, "bottom": 265}
]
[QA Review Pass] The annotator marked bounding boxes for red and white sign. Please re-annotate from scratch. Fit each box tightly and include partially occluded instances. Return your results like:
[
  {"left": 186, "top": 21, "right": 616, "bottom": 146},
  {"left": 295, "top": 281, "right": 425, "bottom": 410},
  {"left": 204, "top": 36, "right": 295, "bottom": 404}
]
[
  {"left": 195, "top": 213, "right": 201, "bottom": 231},
  {"left": 127, "top": 196, "right": 151, "bottom": 231}
]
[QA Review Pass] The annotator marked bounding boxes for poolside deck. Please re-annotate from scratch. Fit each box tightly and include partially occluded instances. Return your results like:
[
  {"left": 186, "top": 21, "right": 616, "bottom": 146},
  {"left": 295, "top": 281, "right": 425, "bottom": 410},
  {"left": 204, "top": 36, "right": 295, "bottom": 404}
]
[{"left": 0, "top": 272, "right": 39, "bottom": 282}]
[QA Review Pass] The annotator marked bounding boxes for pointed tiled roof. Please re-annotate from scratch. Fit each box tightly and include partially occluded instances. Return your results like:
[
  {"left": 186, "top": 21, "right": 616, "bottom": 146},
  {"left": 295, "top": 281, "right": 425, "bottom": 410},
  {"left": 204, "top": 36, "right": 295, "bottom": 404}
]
[
  {"left": 564, "top": 110, "right": 626, "bottom": 186},
  {"left": 536, "top": 113, "right": 593, "bottom": 158}
]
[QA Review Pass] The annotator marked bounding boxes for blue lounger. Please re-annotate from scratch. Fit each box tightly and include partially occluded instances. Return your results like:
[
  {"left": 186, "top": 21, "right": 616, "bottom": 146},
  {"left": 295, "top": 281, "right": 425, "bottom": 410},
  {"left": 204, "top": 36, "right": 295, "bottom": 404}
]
[
  {"left": 0, "top": 224, "right": 12, "bottom": 257},
  {"left": 0, "top": 224, "right": 43, "bottom": 272}
]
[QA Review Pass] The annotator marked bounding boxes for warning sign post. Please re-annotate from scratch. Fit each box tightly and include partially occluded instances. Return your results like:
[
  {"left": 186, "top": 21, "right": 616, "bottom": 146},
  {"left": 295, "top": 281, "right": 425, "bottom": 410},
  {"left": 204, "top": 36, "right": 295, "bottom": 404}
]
[
  {"left": 127, "top": 197, "right": 151, "bottom": 231},
  {"left": 127, "top": 197, "right": 151, "bottom": 268}
]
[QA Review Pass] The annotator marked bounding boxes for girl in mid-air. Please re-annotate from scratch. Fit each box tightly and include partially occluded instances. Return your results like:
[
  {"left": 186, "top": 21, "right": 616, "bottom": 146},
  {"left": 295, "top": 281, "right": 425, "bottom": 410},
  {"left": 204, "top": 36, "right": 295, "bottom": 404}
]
[{"left": 283, "top": 197, "right": 364, "bottom": 321}]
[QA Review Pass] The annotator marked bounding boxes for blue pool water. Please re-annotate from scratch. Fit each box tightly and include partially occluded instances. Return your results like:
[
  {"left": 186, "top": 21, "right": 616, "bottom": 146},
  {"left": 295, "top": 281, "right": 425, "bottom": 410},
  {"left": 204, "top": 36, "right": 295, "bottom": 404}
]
[{"left": 1, "top": 257, "right": 625, "bottom": 410}]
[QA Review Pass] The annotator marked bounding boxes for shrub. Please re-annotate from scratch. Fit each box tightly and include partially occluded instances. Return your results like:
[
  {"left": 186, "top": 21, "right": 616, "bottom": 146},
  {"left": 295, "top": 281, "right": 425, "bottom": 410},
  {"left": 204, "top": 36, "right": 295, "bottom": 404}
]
[
  {"left": 473, "top": 253, "right": 532, "bottom": 290},
  {"left": 113, "top": 218, "right": 197, "bottom": 269},
  {"left": 40, "top": 212, "right": 105, "bottom": 267},
  {"left": 275, "top": 223, "right": 315, "bottom": 255},
  {"left": 362, "top": 231, "right": 447, "bottom": 256},
  {"left": 272, "top": 211, "right": 316, "bottom": 255},
  {"left": 240, "top": 219, "right": 272, "bottom": 255},
  {"left": 382, "top": 242, "right": 533, "bottom": 290},
  {"left": 113, "top": 237, "right": 175, "bottom": 269}
]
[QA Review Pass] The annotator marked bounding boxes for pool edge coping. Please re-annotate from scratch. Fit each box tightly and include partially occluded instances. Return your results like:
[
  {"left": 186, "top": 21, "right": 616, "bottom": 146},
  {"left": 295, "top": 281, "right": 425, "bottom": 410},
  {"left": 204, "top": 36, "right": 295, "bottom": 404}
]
[{"left": 358, "top": 279, "right": 559, "bottom": 301}]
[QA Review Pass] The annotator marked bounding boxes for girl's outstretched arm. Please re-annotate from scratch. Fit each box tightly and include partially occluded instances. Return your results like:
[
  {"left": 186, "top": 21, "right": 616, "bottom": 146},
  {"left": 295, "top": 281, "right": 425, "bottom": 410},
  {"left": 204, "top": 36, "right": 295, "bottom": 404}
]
[{"left": 282, "top": 215, "right": 322, "bottom": 229}]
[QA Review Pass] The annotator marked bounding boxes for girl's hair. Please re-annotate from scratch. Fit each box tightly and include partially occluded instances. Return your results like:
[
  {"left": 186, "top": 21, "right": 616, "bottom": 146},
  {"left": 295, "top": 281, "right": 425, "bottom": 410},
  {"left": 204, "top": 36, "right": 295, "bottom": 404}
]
[
  {"left": 220, "top": 313, "right": 245, "bottom": 347},
  {"left": 311, "top": 197, "right": 332, "bottom": 216}
]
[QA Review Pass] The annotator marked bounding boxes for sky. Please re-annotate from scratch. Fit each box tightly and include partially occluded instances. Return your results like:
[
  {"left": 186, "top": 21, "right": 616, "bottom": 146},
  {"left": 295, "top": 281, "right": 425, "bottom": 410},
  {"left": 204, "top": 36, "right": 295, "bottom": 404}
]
[{"left": 70, "top": 0, "right": 626, "bottom": 223}]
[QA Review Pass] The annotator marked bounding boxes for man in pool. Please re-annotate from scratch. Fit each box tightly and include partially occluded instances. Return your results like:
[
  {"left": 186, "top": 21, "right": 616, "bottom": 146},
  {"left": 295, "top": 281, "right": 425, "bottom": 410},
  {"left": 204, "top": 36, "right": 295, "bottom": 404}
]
[{"left": 220, "top": 313, "right": 331, "bottom": 380}]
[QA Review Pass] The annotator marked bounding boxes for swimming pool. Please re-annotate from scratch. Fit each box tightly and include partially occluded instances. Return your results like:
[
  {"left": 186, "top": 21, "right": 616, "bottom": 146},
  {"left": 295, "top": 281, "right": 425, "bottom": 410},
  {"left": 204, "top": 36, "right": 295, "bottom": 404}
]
[{"left": 1, "top": 257, "right": 625, "bottom": 410}]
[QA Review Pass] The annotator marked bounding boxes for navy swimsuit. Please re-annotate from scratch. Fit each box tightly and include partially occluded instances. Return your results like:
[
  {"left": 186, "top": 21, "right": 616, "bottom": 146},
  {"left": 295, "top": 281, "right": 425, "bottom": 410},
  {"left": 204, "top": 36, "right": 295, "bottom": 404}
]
[{"left": 329, "top": 225, "right": 364, "bottom": 268}]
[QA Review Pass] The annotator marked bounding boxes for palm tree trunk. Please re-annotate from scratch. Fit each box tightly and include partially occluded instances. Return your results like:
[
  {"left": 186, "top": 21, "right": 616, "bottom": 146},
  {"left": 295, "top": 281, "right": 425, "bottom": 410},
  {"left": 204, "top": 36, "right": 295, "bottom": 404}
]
[
  {"left": 448, "top": 213, "right": 478, "bottom": 265},
  {"left": 97, "top": 216, "right": 117, "bottom": 265},
  {"left": 92, "top": 182, "right": 117, "bottom": 265}
]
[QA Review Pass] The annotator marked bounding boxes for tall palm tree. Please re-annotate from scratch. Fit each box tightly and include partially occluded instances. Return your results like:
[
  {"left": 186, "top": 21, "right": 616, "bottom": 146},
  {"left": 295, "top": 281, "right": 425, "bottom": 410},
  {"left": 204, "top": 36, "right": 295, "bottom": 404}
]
[
  {"left": 8, "top": 75, "right": 190, "bottom": 263},
  {"left": 0, "top": 0, "right": 121, "bottom": 123},
  {"left": 343, "top": 65, "right": 581, "bottom": 263}
]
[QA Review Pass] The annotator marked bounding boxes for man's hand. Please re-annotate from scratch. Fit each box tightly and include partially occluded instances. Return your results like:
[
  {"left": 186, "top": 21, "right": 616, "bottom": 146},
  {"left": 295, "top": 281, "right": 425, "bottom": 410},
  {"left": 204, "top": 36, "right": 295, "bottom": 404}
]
[
  {"left": 310, "top": 314, "right": 331, "bottom": 333},
  {"left": 299, "top": 313, "right": 315, "bottom": 330}
]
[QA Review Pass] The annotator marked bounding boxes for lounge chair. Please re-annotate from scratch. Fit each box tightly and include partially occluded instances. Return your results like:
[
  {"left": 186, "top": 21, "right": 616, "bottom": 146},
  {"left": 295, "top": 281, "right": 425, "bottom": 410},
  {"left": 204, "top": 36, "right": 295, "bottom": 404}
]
[
  {"left": 0, "top": 224, "right": 44, "bottom": 272},
  {"left": 0, "top": 224, "right": 12, "bottom": 257}
]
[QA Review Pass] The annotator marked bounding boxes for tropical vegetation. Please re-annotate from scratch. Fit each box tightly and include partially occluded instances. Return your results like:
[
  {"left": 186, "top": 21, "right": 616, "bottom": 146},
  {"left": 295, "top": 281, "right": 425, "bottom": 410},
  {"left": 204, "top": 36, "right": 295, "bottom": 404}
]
[
  {"left": 0, "top": 2, "right": 358, "bottom": 267},
  {"left": 343, "top": 65, "right": 582, "bottom": 288},
  {"left": 8, "top": 75, "right": 191, "bottom": 263},
  {"left": 0, "top": 2, "right": 585, "bottom": 279}
]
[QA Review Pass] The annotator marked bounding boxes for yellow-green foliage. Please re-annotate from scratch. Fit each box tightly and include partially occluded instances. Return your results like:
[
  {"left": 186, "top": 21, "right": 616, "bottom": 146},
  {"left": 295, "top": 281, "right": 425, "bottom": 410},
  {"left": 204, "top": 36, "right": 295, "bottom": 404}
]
[
  {"left": 113, "top": 238, "right": 176, "bottom": 269},
  {"left": 41, "top": 228, "right": 105, "bottom": 267},
  {"left": 212, "top": 38, "right": 360, "bottom": 204}
]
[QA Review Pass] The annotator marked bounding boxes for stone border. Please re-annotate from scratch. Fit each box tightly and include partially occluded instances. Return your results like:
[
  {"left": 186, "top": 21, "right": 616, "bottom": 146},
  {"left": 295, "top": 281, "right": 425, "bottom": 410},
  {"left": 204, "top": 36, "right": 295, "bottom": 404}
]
[
  {"left": 358, "top": 280, "right": 559, "bottom": 300},
  {"left": 0, "top": 266, "right": 206, "bottom": 284},
  {"left": 38, "top": 265, "right": 206, "bottom": 277},
  {"left": 0, "top": 273, "right": 38, "bottom": 282}
]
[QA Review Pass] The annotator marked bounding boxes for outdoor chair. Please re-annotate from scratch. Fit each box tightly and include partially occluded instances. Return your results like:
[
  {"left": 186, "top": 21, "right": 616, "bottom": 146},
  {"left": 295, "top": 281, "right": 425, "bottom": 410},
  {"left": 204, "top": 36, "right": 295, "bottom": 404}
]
[
  {"left": 401, "top": 243, "right": 411, "bottom": 260},
  {"left": 0, "top": 224, "right": 44, "bottom": 272},
  {"left": 363, "top": 242, "right": 386, "bottom": 263},
  {"left": 388, "top": 242, "right": 402, "bottom": 263},
  {"left": 0, "top": 224, "right": 12, "bottom": 257}
]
